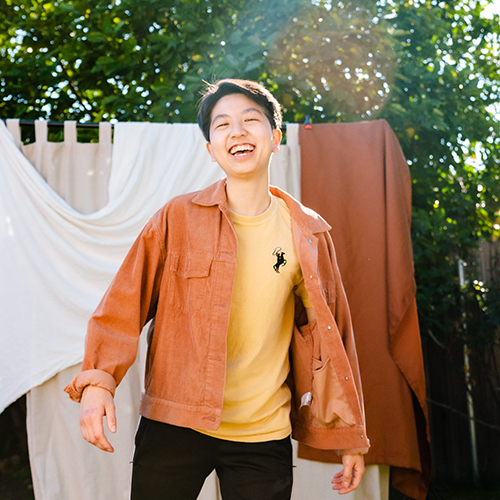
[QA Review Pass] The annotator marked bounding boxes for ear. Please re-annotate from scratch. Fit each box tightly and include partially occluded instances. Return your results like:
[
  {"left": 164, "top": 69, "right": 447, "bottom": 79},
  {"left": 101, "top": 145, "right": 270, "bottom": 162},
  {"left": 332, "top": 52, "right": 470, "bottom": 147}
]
[
  {"left": 206, "top": 142, "right": 217, "bottom": 162},
  {"left": 272, "top": 129, "right": 282, "bottom": 153}
]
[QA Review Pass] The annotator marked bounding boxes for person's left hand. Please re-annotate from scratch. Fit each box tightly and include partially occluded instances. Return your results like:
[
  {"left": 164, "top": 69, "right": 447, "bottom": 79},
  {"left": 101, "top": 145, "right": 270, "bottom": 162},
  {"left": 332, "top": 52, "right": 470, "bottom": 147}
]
[{"left": 331, "top": 453, "right": 365, "bottom": 495}]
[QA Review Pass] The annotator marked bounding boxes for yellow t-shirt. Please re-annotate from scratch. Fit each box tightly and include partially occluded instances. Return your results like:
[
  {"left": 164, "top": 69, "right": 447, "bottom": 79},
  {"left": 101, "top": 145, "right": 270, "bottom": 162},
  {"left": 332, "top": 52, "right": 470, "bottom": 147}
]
[{"left": 198, "top": 196, "right": 311, "bottom": 442}]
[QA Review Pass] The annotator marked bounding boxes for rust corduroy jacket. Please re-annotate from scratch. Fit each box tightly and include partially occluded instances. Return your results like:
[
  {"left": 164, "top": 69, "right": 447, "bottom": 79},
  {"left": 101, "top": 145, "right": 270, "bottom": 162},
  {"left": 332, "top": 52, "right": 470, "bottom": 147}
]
[{"left": 65, "top": 179, "right": 370, "bottom": 452}]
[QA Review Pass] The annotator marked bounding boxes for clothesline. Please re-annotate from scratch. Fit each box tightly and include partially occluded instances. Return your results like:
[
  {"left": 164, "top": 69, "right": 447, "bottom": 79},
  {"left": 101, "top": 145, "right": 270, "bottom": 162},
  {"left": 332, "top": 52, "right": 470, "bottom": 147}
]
[
  {"left": 2, "top": 117, "right": 313, "bottom": 129},
  {"left": 1, "top": 119, "right": 112, "bottom": 129}
]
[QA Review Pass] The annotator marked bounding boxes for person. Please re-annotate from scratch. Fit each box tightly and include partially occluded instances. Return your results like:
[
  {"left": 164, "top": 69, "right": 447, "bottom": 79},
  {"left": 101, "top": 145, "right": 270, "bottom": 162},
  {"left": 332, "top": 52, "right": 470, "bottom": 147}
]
[{"left": 65, "top": 78, "right": 370, "bottom": 499}]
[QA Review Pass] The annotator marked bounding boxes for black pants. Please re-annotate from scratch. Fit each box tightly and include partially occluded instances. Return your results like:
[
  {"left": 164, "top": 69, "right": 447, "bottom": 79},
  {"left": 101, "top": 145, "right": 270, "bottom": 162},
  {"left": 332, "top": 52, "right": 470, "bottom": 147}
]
[{"left": 131, "top": 417, "right": 293, "bottom": 500}]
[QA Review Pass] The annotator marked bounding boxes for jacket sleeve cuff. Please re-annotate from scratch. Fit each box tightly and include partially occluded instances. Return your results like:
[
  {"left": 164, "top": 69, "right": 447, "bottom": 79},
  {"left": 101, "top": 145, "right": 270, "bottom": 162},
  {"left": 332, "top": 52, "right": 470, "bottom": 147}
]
[
  {"left": 336, "top": 447, "right": 369, "bottom": 456},
  {"left": 64, "top": 369, "right": 117, "bottom": 402}
]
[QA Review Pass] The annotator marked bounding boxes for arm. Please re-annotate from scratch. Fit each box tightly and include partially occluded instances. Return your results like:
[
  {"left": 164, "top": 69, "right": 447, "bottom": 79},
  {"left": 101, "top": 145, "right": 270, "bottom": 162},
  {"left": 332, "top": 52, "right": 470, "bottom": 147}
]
[
  {"left": 65, "top": 213, "right": 166, "bottom": 450},
  {"left": 325, "top": 234, "right": 368, "bottom": 492},
  {"left": 79, "top": 218, "right": 166, "bottom": 388},
  {"left": 306, "top": 270, "right": 367, "bottom": 494}
]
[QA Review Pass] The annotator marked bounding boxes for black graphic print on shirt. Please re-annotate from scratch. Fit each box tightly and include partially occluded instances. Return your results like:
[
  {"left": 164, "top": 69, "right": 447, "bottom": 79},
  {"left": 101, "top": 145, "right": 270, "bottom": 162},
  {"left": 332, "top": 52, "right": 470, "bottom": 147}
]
[{"left": 272, "top": 247, "right": 287, "bottom": 274}]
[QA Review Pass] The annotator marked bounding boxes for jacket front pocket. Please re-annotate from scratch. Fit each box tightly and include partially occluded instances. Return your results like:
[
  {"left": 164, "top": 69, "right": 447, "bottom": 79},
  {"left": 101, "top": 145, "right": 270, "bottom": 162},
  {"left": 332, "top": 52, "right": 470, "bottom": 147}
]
[
  {"left": 310, "top": 358, "right": 356, "bottom": 428},
  {"left": 167, "top": 254, "right": 212, "bottom": 312}
]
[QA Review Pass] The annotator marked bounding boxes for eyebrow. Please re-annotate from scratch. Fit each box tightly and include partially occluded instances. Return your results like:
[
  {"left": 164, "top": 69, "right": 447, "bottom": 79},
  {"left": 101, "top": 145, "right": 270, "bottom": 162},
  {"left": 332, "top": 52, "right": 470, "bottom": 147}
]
[{"left": 211, "top": 107, "right": 265, "bottom": 126}]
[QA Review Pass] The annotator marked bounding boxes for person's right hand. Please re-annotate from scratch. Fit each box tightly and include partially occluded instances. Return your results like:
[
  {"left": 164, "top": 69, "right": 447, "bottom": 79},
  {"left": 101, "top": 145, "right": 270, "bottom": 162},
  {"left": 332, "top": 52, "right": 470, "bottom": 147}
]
[{"left": 79, "top": 385, "right": 117, "bottom": 452}]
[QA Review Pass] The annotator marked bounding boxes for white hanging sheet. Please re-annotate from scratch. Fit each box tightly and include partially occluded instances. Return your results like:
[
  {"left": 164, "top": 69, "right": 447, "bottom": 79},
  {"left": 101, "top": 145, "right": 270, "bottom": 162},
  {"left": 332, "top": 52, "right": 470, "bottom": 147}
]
[
  {"left": 10, "top": 118, "right": 147, "bottom": 500},
  {"left": 6, "top": 119, "right": 113, "bottom": 214}
]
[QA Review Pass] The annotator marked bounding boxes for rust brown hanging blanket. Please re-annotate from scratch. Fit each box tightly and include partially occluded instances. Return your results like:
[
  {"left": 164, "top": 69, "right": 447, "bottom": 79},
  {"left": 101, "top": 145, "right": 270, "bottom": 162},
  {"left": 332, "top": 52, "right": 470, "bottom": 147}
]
[{"left": 298, "top": 119, "right": 431, "bottom": 500}]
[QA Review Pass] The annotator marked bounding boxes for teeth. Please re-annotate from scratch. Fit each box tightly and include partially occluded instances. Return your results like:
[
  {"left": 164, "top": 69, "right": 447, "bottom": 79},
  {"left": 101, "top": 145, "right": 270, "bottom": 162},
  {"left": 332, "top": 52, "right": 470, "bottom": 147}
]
[{"left": 230, "top": 144, "right": 255, "bottom": 155}]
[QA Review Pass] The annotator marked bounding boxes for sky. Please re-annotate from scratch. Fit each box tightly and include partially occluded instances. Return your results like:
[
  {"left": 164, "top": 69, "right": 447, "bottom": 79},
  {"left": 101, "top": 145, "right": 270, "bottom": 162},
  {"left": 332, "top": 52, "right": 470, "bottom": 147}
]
[{"left": 482, "top": 0, "right": 500, "bottom": 17}]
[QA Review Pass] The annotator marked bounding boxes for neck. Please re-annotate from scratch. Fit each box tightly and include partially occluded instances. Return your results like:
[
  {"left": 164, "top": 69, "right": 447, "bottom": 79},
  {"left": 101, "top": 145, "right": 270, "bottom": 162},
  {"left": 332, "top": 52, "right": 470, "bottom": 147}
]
[{"left": 225, "top": 174, "right": 271, "bottom": 217}]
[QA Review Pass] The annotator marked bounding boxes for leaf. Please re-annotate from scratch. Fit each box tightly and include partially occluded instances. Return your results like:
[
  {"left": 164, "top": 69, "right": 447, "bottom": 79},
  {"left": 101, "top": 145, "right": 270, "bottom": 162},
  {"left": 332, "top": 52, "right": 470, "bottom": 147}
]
[
  {"left": 101, "top": 95, "right": 118, "bottom": 105},
  {"left": 87, "top": 32, "right": 108, "bottom": 43},
  {"left": 213, "top": 17, "right": 225, "bottom": 35},
  {"left": 151, "top": 84, "right": 171, "bottom": 94},
  {"left": 387, "top": 102, "right": 407, "bottom": 114},
  {"left": 226, "top": 53, "right": 239, "bottom": 68},
  {"left": 244, "top": 59, "right": 264, "bottom": 72}
]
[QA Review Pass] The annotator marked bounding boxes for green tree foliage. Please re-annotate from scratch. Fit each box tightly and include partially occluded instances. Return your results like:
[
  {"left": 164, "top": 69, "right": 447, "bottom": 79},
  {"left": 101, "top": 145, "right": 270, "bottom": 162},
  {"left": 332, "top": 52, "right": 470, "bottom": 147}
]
[
  {"left": 378, "top": 1, "right": 500, "bottom": 366},
  {"left": 375, "top": 4, "right": 500, "bottom": 444},
  {"left": 0, "top": 0, "right": 395, "bottom": 122},
  {"left": 1, "top": 0, "right": 500, "bottom": 413}
]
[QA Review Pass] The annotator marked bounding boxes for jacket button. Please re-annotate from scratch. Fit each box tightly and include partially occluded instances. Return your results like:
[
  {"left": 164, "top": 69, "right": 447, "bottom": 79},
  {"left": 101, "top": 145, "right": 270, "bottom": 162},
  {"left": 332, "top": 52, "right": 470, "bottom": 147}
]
[
  {"left": 309, "top": 275, "right": 313, "bottom": 279},
  {"left": 327, "top": 325, "right": 331, "bottom": 330},
  {"left": 308, "top": 238, "right": 313, "bottom": 243},
  {"left": 345, "top": 376, "right": 349, "bottom": 381}
]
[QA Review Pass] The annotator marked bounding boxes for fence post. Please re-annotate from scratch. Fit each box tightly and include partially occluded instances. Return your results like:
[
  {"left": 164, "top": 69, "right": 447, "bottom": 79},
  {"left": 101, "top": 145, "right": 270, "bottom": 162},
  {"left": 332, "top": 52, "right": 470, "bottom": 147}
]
[{"left": 458, "top": 258, "right": 481, "bottom": 485}]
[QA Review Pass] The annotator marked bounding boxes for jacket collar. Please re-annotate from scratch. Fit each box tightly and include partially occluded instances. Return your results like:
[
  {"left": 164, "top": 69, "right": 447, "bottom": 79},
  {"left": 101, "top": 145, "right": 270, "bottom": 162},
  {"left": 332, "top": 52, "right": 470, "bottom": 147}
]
[
  {"left": 270, "top": 185, "right": 331, "bottom": 234},
  {"left": 192, "top": 178, "right": 228, "bottom": 207},
  {"left": 192, "top": 178, "right": 331, "bottom": 235}
]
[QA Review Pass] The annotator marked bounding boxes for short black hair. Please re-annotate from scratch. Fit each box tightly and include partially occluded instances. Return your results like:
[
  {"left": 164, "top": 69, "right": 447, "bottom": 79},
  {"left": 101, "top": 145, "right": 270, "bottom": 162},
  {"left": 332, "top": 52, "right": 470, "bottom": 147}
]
[{"left": 197, "top": 79, "right": 282, "bottom": 142}]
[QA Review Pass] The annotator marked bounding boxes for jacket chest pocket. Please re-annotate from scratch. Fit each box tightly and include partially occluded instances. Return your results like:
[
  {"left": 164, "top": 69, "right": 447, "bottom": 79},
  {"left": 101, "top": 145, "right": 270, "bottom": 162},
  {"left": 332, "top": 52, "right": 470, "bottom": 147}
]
[{"left": 167, "top": 254, "right": 213, "bottom": 312}]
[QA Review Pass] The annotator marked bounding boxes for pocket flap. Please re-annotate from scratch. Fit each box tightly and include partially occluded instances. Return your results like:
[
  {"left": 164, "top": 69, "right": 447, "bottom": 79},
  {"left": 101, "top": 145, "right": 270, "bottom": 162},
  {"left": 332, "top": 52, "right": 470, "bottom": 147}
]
[
  {"left": 169, "top": 254, "right": 212, "bottom": 278},
  {"left": 297, "top": 319, "right": 317, "bottom": 339}
]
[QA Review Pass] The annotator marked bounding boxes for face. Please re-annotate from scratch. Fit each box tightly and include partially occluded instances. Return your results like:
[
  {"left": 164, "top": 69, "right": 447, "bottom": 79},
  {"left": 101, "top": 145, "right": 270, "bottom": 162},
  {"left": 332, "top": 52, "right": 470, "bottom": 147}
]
[{"left": 206, "top": 93, "right": 282, "bottom": 181}]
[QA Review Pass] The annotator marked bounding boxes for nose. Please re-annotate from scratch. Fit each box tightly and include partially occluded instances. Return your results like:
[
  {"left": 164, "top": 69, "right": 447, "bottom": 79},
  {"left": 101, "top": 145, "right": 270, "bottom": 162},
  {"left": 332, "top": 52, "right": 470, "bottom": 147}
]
[{"left": 230, "top": 120, "right": 246, "bottom": 137}]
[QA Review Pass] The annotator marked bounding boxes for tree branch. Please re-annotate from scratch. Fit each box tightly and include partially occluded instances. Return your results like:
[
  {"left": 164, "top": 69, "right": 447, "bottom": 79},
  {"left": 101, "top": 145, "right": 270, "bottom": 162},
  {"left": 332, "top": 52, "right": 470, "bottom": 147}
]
[{"left": 427, "top": 398, "right": 500, "bottom": 432}]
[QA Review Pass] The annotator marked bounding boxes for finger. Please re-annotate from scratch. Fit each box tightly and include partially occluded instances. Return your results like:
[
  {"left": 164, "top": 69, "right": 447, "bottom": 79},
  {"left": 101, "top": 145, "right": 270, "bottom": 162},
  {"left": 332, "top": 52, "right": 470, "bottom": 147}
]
[
  {"left": 338, "top": 477, "right": 357, "bottom": 494},
  {"left": 331, "top": 474, "right": 344, "bottom": 487},
  {"left": 339, "top": 465, "right": 353, "bottom": 493},
  {"left": 349, "top": 468, "right": 363, "bottom": 491},
  {"left": 348, "top": 458, "right": 365, "bottom": 492},
  {"left": 105, "top": 400, "right": 117, "bottom": 434},
  {"left": 80, "top": 407, "right": 101, "bottom": 442},
  {"left": 89, "top": 415, "right": 114, "bottom": 452},
  {"left": 93, "top": 433, "right": 114, "bottom": 453}
]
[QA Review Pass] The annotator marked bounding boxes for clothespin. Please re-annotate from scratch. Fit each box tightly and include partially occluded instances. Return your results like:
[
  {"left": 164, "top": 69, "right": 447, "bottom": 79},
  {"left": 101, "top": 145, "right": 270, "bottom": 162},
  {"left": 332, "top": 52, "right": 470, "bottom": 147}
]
[{"left": 304, "top": 115, "right": 312, "bottom": 130}]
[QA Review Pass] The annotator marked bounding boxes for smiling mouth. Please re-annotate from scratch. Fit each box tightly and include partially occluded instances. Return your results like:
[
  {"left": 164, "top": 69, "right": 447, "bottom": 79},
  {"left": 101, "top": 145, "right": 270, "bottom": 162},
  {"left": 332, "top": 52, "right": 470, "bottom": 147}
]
[{"left": 229, "top": 144, "right": 255, "bottom": 156}]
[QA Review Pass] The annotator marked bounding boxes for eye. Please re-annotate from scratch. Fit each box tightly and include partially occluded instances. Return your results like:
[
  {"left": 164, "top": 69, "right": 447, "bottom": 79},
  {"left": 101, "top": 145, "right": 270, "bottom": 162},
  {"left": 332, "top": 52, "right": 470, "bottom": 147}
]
[{"left": 215, "top": 122, "right": 229, "bottom": 129}]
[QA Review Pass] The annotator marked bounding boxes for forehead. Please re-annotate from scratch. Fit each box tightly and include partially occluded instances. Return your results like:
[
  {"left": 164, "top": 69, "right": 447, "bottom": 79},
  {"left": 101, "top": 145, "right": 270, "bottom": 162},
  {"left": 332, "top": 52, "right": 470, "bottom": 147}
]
[{"left": 210, "top": 93, "right": 266, "bottom": 122}]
